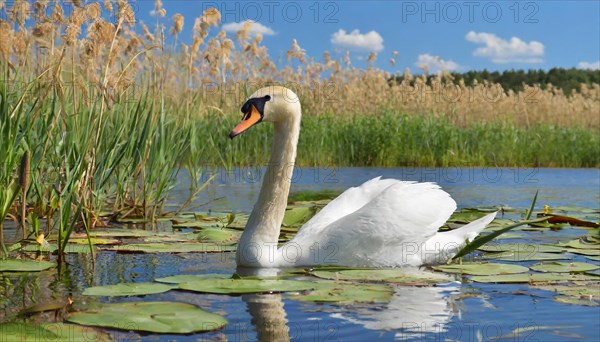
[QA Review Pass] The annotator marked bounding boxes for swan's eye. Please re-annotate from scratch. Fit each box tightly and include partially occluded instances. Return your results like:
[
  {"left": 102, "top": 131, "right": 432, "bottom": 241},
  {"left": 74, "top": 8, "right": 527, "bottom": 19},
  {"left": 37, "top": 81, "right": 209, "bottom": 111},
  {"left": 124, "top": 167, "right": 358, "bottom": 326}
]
[{"left": 264, "top": 95, "right": 271, "bottom": 101}]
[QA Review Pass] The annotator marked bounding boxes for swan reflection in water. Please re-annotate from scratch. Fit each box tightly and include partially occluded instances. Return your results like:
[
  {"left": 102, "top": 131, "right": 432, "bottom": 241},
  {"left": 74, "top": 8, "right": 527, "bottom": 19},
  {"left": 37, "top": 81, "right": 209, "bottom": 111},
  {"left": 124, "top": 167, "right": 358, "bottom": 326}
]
[{"left": 237, "top": 267, "right": 462, "bottom": 341}]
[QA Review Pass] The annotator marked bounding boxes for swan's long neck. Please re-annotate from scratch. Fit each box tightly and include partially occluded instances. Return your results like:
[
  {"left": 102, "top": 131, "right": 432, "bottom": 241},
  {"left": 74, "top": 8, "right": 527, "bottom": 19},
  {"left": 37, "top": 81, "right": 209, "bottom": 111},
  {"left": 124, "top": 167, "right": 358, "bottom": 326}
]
[{"left": 237, "top": 111, "right": 301, "bottom": 266}]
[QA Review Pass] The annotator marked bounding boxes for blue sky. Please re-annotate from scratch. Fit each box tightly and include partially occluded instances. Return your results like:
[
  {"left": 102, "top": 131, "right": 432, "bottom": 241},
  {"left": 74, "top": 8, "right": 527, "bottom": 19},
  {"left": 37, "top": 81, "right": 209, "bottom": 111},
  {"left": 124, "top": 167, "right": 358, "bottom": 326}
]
[{"left": 136, "top": 0, "right": 600, "bottom": 73}]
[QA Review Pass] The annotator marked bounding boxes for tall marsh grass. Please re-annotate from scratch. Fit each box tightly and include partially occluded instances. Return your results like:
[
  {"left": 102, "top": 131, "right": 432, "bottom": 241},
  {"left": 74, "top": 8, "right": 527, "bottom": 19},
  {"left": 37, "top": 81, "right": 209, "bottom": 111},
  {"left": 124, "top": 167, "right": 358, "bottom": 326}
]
[
  {"left": 0, "top": 3, "right": 598, "bottom": 256},
  {"left": 198, "top": 112, "right": 600, "bottom": 168}
]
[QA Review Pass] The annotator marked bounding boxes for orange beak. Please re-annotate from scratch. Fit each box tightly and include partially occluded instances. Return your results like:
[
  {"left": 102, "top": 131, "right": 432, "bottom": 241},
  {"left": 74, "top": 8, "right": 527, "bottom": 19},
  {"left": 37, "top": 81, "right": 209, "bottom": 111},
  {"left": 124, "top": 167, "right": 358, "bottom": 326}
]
[{"left": 229, "top": 104, "right": 262, "bottom": 139}]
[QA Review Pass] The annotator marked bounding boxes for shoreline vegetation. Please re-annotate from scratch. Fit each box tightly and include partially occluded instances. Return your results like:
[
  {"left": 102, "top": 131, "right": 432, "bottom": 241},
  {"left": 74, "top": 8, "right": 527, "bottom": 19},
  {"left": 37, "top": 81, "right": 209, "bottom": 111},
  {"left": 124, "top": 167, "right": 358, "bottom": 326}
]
[{"left": 0, "top": 4, "right": 598, "bottom": 251}]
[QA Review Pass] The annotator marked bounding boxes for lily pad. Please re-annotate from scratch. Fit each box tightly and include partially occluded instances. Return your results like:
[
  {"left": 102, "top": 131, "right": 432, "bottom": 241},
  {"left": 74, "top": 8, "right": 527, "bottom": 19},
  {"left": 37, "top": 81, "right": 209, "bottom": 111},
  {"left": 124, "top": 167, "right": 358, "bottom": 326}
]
[
  {"left": 288, "top": 190, "right": 340, "bottom": 202},
  {"left": 0, "top": 322, "right": 113, "bottom": 341},
  {"left": 196, "top": 229, "right": 239, "bottom": 243},
  {"left": 447, "top": 210, "right": 490, "bottom": 223},
  {"left": 554, "top": 296, "right": 599, "bottom": 306},
  {"left": 104, "top": 243, "right": 236, "bottom": 253},
  {"left": 0, "top": 259, "right": 56, "bottom": 272},
  {"left": 530, "top": 262, "right": 600, "bottom": 273},
  {"left": 470, "top": 273, "right": 597, "bottom": 283},
  {"left": 481, "top": 251, "right": 570, "bottom": 262},
  {"left": 67, "top": 238, "right": 120, "bottom": 245},
  {"left": 565, "top": 248, "right": 600, "bottom": 256},
  {"left": 560, "top": 238, "right": 599, "bottom": 249},
  {"left": 491, "top": 325, "right": 582, "bottom": 340},
  {"left": 156, "top": 273, "right": 233, "bottom": 284},
  {"left": 88, "top": 229, "right": 155, "bottom": 238},
  {"left": 67, "top": 302, "right": 227, "bottom": 334},
  {"left": 178, "top": 278, "right": 316, "bottom": 294},
  {"left": 585, "top": 255, "right": 600, "bottom": 261},
  {"left": 477, "top": 244, "right": 566, "bottom": 253},
  {"left": 282, "top": 206, "right": 316, "bottom": 227},
  {"left": 309, "top": 268, "right": 451, "bottom": 285},
  {"left": 0, "top": 323, "right": 53, "bottom": 340},
  {"left": 143, "top": 233, "right": 198, "bottom": 243},
  {"left": 83, "top": 282, "right": 175, "bottom": 296},
  {"left": 172, "top": 221, "right": 219, "bottom": 229},
  {"left": 531, "top": 284, "right": 600, "bottom": 298},
  {"left": 432, "top": 262, "right": 529, "bottom": 275},
  {"left": 21, "top": 244, "right": 96, "bottom": 254},
  {"left": 289, "top": 281, "right": 394, "bottom": 304}
]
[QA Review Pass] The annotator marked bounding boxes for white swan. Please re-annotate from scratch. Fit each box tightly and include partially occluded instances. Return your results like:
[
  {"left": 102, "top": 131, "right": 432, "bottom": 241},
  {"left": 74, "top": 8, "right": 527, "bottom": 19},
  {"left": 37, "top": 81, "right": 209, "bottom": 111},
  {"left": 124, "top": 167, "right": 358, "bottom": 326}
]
[{"left": 230, "top": 86, "right": 496, "bottom": 268}]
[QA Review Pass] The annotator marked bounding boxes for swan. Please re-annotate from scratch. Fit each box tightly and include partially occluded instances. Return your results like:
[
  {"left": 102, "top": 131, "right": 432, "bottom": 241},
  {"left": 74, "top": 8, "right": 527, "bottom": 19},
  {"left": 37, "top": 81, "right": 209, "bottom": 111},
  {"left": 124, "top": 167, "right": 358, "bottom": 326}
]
[{"left": 229, "top": 86, "right": 496, "bottom": 268}]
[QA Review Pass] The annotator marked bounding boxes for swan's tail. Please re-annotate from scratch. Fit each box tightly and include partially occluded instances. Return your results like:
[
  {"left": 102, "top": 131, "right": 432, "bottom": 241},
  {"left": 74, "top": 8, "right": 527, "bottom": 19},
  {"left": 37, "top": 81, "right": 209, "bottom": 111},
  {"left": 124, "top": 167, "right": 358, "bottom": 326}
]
[
  {"left": 447, "top": 211, "right": 497, "bottom": 243},
  {"left": 420, "top": 212, "right": 497, "bottom": 265}
]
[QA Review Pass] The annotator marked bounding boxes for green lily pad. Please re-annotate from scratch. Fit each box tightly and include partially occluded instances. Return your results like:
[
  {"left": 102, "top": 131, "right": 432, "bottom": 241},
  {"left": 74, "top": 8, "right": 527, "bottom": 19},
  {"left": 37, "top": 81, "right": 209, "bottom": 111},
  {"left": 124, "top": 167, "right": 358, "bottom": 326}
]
[
  {"left": 432, "top": 262, "right": 529, "bottom": 275},
  {"left": 554, "top": 295, "right": 599, "bottom": 306},
  {"left": 585, "top": 255, "right": 600, "bottom": 261},
  {"left": 172, "top": 221, "right": 219, "bottom": 229},
  {"left": 481, "top": 251, "right": 570, "bottom": 262},
  {"left": 552, "top": 206, "right": 600, "bottom": 214},
  {"left": 565, "top": 248, "right": 600, "bottom": 256},
  {"left": 88, "top": 229, "right": 155, "bottom": 238},
  {"left": 309, "top": 268, "right": 451, "bottom": 285},
  {"left": 282, "top": 206, "right": 316, "bottom": 227},
  {"left": 491, "top": 325, "right": 582, "bottom": 340},
  {"left": 482, "top": 233, "right": 523, "bottom": 240},
  {"left": 67, "top": 302, "right": 227, "bottom": 334},
  {"left": 0, "top": 259, "right": 56, "bottom": 272},
  {"left": 470, "top": 273, "right": 597, "bottom": 283},
  {"left": 447, "top": 210, "right": 490, "bottom": 223},
  {"left": 143, "top": 233, "right": 198, "bottom": 243},
  {"left": 21, "top": 244, "right": 96, "bottom": 254},
  {"left": 196, "top": 229, "right": 239, "bottom": 243},
  {"left": 0, "top": 323, "right": 53, "bottom": 340},
  {"left": 289, "top": 281, "right": 394, "bottom": 304},
  {"left": 104, "top": 243, "right": 236, "bottom": 253},
  {"left": 156, "top": 274, "right": 233, "bottom": 284},
  {"left": 530, "top": 262, "right": 599, "bottom": 273},
  {"left": 0, "top": 322, "right": 113, "bottom": 341},
  {"left": 561, "top": 238, "right": 599, "bottom": 249},
  {"left": 288, "top": 190, "right": 340, "bottom": 202},
  {"left": 531, "top": 284, "right": 600, "bottom": 298},
  {"left": 477, "top": 244, "right": 566, "bottom": 253},
  {"left": 83, "top": 282, "right": 175, "bottom": 296},
  {"left": 178, "top": 278, "right": 316, "bottom": 294},
  {"left": 67, "top": 238, "right": 120, "bottom": 245}
]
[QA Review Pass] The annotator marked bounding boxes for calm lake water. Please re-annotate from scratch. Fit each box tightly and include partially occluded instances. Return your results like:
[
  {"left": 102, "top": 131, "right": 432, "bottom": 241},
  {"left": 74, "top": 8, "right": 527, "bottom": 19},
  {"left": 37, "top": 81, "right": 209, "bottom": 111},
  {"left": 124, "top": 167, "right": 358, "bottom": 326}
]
[{"left": 2, "top": 168, "right": 599, "bottom": 341}]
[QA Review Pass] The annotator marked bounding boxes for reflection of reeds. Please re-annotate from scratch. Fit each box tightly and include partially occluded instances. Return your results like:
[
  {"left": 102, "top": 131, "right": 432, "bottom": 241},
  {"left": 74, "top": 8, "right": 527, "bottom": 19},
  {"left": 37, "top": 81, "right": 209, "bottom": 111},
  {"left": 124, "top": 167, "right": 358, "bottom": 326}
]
[{"left": 0, "top": 5, "right": 598, "bottom": 256}]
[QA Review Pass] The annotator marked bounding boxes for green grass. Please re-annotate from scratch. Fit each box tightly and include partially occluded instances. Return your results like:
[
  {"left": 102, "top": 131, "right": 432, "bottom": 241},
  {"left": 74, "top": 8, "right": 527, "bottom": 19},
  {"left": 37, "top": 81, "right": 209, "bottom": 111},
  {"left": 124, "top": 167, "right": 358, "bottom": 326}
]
[{"left": 195, "top": 112, "right": 600, "bottom": 168}]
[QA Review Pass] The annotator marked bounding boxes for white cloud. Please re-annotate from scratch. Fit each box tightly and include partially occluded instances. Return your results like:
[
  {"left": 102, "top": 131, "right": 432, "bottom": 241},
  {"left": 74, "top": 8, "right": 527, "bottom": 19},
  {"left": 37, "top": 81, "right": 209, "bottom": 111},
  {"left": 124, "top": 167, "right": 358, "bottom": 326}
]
[
  {"left": 578, "top": 60, "right": 600, "bottom": 70},
  {"left": 221, "top": 20, "right": 275, "bottom": 36},
  {"left": 465, "top": 31, "right": 544, "bottom": 64},
  {"left": 331, "top": 29, "right": 384, "bottom": 52},
  {"left": 415, "top": 54, "right": 460, "bottom": 73}
]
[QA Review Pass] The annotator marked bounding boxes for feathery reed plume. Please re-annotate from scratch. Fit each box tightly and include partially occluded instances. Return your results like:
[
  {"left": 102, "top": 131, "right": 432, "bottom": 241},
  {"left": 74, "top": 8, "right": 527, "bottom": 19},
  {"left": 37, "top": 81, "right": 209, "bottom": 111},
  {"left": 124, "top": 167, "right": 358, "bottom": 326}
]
[
  {"left": 202, "top": 8, "right": 221, "bottom": 27},
  {"left": 287, "top": 39, "right": 306, "bottom": 63},
  {"left": 0, "top": 20, "right": 12, "bottom": 61},
  {"left": 171, "top": 13, "right": 184, "bottom": 36}
]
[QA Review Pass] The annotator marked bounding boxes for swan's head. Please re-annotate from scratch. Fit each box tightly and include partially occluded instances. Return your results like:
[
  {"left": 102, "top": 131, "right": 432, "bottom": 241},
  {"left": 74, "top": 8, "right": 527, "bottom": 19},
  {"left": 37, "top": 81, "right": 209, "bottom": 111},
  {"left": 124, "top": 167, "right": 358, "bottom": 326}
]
[{"left": 229, "top": 86, "right": 300, "bottom": 139}]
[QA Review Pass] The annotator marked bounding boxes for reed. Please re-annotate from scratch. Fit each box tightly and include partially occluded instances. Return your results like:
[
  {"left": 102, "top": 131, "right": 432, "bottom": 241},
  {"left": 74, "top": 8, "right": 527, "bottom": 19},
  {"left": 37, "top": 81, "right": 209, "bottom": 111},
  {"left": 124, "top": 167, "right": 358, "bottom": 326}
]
[{"left": 191, "top": 112, "right": 600, "bottom": 168}]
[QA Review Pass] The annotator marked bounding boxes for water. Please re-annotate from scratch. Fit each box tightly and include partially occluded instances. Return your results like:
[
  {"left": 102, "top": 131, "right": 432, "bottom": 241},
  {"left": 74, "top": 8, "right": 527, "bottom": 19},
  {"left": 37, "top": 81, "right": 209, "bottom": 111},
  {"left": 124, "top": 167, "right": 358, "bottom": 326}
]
[{"left": 1, "top": 168, "right": 599, "bottom": 341}]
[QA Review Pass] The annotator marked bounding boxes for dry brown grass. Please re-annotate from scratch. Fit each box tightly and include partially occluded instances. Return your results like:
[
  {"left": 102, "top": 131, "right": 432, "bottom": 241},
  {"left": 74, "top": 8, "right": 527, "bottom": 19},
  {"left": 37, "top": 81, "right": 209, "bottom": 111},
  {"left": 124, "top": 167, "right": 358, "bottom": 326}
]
[{"left": 0, "top": 4, "right": 597, "bottom": 128}]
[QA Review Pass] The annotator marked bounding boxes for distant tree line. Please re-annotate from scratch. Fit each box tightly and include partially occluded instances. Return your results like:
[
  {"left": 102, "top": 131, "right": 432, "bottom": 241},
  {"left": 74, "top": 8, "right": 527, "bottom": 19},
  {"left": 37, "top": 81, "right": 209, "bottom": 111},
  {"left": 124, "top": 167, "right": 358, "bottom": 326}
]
[{"left": 392, "top": 68, "right": 600, "bottom": 95}]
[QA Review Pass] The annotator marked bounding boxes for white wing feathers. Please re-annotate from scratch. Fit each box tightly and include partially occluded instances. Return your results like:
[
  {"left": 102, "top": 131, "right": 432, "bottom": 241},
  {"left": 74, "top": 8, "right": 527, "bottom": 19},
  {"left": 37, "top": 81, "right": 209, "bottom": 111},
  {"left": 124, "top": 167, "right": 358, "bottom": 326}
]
[
  {"left": 288, "top": 178, "right": 458, "bottom": 267},
  {"left": 293, "top": 176, "right": 399, "bottom": 239}
]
